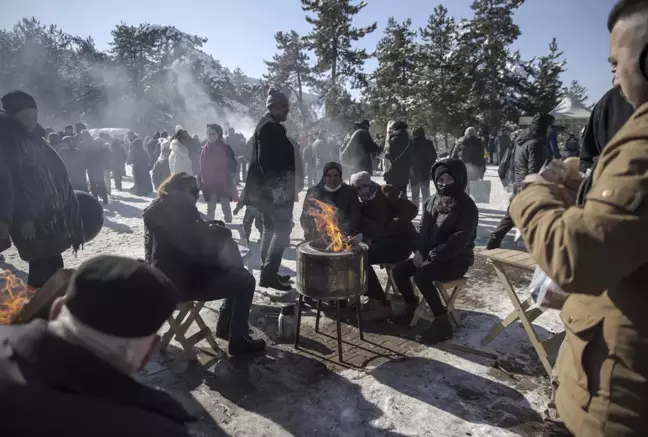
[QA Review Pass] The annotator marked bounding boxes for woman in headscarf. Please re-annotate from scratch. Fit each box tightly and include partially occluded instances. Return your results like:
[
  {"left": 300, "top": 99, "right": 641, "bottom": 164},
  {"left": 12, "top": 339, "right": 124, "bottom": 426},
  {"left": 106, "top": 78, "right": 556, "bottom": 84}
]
[
  {"left": 300, "top": 162, "right": 361, "bottom": 242},
  {"left": 143, "top": 172, "right": 265, "bottom": 355},
  {"left": 391, "top": 158, "right": 478, "bottom": 344}
]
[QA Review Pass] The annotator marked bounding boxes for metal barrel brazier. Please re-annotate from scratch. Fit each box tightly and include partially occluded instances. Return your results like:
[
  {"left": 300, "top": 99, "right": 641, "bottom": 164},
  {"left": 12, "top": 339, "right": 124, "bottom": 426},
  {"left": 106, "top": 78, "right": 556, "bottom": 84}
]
[{"left": 296, "top": 240, "right": 368, "bottom": 300}]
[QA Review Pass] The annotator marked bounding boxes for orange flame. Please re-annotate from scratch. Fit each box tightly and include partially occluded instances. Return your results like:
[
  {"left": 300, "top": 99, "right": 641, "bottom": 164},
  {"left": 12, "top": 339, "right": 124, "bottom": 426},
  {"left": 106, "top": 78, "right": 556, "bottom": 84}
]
[
  {"left": 0, "top": 270, "right": 36, "bottom": 324},
  {"left": 308, "top": 197, "right": 352, "bottom": 252}
]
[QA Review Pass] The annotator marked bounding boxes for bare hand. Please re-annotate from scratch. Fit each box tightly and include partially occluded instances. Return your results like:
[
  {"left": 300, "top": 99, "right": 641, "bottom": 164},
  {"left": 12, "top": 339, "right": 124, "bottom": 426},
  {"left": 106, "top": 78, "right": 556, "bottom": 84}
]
[
  {"left": 20, "top": 221, "right": 36, "bottom": 241},
  {"left": 413, "top": 251, "right": 424, "bottom": 268}
]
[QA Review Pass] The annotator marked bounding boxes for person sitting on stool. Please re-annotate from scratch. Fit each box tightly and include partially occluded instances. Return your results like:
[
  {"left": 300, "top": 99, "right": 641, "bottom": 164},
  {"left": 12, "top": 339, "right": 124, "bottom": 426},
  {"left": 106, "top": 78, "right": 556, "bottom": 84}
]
[{"left": 391, "top": 158, "right": 478, "bottom": 344}]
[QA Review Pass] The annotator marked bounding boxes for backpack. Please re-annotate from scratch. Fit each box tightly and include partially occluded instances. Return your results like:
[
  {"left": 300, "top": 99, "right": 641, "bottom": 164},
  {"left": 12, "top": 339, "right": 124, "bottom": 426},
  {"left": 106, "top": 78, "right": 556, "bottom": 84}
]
[{"left": 339, "top": 129, "right": 362, "bottom": 166}]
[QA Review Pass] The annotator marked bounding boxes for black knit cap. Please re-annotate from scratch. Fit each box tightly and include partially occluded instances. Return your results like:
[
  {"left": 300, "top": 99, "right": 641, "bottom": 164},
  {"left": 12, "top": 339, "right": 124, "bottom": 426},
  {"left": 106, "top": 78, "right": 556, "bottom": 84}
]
[
  {"left": 433, "top": 162, "right": 451, "bottom": 183},
  {"left": 608, "top": 0, "right": 648, "bottom": 32},
  {"left": 65, "top": 255, "right": 178, "bottom": 338},
  {"left": 1, "top": 90, "right": 37, "bottom": 115}
]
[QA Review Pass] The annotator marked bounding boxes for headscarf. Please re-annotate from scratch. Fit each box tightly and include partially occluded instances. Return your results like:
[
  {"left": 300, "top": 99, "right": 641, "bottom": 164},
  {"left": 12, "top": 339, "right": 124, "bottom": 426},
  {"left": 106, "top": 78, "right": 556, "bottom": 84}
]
[{"left": 321, "top": 161, "right": 343, "bottom": 192}]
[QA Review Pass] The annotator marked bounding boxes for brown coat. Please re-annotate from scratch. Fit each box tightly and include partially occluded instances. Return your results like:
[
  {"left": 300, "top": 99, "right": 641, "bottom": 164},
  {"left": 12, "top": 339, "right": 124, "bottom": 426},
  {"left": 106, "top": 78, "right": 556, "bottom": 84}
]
[{"left": 510, "top": 102, "right": 648, "bottom": 437}]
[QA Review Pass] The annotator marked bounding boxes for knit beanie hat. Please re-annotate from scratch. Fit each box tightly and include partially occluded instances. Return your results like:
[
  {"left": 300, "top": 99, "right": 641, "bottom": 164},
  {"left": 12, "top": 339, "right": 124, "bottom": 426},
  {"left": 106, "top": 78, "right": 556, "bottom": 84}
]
[
  {"left": 266, "top": 88, "right": 288, "bottom": 109},
  {"left": 350, "top": 171, "right": 372, "bottom": 187},
  {"left": 1, "top": 90, "right": 37, "bottom": 115},
  {"left": 64, "top": 255, "right": 178, "bottom": 338}
]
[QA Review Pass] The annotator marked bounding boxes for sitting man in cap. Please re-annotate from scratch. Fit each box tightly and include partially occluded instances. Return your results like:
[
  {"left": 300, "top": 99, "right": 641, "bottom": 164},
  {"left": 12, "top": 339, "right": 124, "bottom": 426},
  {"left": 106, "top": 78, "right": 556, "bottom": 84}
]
[
  {"left": 350, "top": 171, "right": 418, "bottom": 320},
  {"left": 0, "top": 255, "right": 196, "bottom": 437}
]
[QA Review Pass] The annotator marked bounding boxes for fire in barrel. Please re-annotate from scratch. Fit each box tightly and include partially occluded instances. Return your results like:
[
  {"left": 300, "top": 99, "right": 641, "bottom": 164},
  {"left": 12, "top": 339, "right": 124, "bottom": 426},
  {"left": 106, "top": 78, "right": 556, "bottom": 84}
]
[
  {"left": 0, "top": 270, "right": 36, "bottom": 324},
  {"left": 297, "top": 198, "right": 367, "bottom": 300}
]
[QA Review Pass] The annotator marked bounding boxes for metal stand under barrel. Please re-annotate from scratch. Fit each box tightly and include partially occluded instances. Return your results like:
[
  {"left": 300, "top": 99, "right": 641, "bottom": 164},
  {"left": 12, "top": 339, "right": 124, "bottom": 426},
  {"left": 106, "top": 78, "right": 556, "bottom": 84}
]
[{"left": 294, "top": 296, "right": 364, "bottom": 362}]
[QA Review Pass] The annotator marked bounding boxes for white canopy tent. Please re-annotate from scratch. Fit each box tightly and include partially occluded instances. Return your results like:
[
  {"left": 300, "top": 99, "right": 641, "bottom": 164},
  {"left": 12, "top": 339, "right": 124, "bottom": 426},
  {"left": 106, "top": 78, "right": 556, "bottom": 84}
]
[{"left": 519, "top": 94, "right": 591, "bottom": 134}]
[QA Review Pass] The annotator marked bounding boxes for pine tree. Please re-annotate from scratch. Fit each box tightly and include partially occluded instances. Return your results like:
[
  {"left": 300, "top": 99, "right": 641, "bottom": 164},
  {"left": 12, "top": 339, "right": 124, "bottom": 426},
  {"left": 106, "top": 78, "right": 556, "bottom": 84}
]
[
  {"left": 412, "top": 5, "right": 467, "bottom": 146},
  {"left": 520, "top": 38, "right": 566, "bottom": 114},
  {"left": 564, "top": 79, "right": 589, "bottom": 105},
  {"left": 301, "top": 0, "right": 377, "bottom": 120},
  {"left": 457, "top": 0, "right": 526, "bottom": 130},
  {"left": 364, "top": 17, "right": 417, "bottom": 127},
  {"left": 263, "top": 30, "right": 313, "bottom": 127}
]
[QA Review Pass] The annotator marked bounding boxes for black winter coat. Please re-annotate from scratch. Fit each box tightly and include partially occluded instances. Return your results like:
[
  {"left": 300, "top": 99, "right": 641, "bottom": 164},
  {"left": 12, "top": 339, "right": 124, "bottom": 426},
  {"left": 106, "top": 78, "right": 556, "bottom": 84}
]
[
  {"left": 340, "top": 129, "right": 380, "bottom": 174},
  {"left": 128, "top": 145, "right": 153, "bottom": 195},
  {"left": 58, "top": 147, "right": 88, "bottom": 192},
  {"left": 300, "top": 182, "right": 361, "bottom": 241},
  {"left": 84, "top": 147, "right": 105, "bottom": 184},
  {"left": 512, "top": 116, "right": 554, "bottom": 190},
  {"left": 494, "top": 134, "right": 512, "bottom": 159},
  {"left": 0, "top": 114, "right": 83, "bottom": 262},
  {"left": 0, "top": 321, "right": 194, "bottom": 437},
  {"left": 383, "top": 129, "right": 412, "bottom": 189},
  {"left": 416, "top": 160, "right": 478, "bottom": 264},
  {"left": 451, "top": 136, "right": 485, "bottom": 169},
  {"left": 143, "top": 194, "right": 237, "bottom": 295},
  {"left": 242, "top": 114, "right": 296, "bottom": 208},
  {"left": 580, "top": 86, "right": 634, "bottom": 172},
  {"left": 409, "top": 132, "right": 437, "bottom": 185}
]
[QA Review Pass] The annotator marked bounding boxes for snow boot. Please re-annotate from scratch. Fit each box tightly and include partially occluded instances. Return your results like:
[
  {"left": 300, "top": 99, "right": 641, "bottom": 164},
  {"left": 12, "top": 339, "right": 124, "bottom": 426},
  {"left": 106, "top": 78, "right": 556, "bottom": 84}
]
[
  {"left": 361, "top": 299, "right": 393, "bottom": 322},
  {"left": 228, "top": 335, "right": 266, "bottom": 356},
  {"left": 390, "top": 302, "right": 419, "bottom": 326},
  {"left": 486, "top": 235, "right": 502, "bottom": 250},
  {"left": 259, "top": 275, "right": 292, "bottom": 291},
  {"left": 416, "top": 313, "right": 453, "bottom": 344}
]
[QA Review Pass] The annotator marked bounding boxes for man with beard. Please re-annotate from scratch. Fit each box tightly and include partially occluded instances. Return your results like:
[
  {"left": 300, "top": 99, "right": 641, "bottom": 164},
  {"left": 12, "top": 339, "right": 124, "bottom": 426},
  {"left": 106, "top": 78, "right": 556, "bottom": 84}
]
[
  {"left": 0, "top": 91, "right": 84, "bottom": 287},
  {"left": 511, "top": 2, "right": 648, "bottom": 434},
  {"left": 241, "top": 89, "right": 295, "bottom": 291},
  {"left": 486, "top": 113, "right": 555, "bottom": 250}
]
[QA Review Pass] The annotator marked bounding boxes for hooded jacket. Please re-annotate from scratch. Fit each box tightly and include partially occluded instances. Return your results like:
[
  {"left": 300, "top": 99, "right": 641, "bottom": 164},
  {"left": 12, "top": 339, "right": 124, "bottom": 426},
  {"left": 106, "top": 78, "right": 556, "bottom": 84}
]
[
  {"left": 416, "top": 159, "right": 478, "bottom": 264},
  {"left": 168, "top": 140, "right": 193, "bottom": 176},
  {"left": 300, "top": 162, "right": 361, "bottom": 241},
  {"left": 339, "top": 124, "right": 380, "bottom": 174},
  {"left": 409, "top": 127, "right": 437, "bottom": 185},
  {"left": 383, "top": 124, "right": 412, "bottom": 189},
  {"left": 513, "top": 113, "right": 555, "bottom": 190}
]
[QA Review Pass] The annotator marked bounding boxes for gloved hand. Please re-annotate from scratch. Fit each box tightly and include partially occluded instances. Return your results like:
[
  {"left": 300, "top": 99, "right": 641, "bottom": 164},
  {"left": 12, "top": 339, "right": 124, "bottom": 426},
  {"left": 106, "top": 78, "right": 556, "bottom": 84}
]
[
  {"left": 413, "top": 250, "right": 424, "bottom": 268},
  {"left": 20, "top": 221, "right": 36, "bottom": 241}
]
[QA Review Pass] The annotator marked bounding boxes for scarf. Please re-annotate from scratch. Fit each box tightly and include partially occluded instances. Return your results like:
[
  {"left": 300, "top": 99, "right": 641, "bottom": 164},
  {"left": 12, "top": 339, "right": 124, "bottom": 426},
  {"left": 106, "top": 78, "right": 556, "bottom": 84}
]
[{"left": 323, "top": 184, "right": 342, "bottom": 192}]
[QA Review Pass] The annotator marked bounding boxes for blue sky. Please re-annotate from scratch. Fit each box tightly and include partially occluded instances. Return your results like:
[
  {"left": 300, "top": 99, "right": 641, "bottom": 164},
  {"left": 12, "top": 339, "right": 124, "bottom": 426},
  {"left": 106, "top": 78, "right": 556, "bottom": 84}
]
[{"left": 2, "top": 0, "right": 615, "bottom": 104}]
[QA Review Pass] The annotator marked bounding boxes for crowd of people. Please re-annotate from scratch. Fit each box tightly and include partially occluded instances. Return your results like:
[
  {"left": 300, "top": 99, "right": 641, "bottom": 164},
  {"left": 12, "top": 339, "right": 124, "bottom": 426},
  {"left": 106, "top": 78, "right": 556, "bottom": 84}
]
[{"left": 2, "top": 1, "right": 648, "bottom": 435}]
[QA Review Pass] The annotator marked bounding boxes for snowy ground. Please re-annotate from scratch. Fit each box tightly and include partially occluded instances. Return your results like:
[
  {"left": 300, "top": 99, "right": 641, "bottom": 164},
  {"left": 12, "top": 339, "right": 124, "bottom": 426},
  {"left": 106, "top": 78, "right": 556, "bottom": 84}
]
[{"left": 1, "top": 166, "right": 562, "bottom": 437}]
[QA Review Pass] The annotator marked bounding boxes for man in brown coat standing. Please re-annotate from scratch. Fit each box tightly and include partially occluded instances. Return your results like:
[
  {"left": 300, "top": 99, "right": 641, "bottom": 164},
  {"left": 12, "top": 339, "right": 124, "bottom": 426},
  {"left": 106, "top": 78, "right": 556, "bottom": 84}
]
[{"left": 510, "top": 1, "right": 648, "bottom": 436}]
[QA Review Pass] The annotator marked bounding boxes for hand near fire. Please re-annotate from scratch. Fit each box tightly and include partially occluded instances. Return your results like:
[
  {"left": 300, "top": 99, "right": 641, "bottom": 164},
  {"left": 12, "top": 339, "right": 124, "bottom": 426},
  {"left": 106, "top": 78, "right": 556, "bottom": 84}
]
[{"left": 20, "top": 221, "right": 36, "bottom": 242}]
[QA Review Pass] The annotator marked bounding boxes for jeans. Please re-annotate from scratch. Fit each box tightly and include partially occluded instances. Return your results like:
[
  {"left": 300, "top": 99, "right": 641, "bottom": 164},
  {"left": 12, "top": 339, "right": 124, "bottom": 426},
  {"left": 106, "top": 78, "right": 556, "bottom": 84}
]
[
  {"left": 28, "top": 254, "right": 64, "bottom": 288},
  {"left": 236, "top": 158, "right": 248, "bottom": 182},
  {"left": 113, "top": 173, "right": 123, "bottom": 191},
  {"left": 182, "top": 267, "right": 255, "bottom": 340},
  {"left": 260, "top": 204, "right": 293, "bottom": 280},
  {"left": 392, "top": 258, "right": 470, "bottom": 316},
  {"left": 103, "top": 170, "right": 112, "bottom": 195},
  {"left": 411, "top": 181, "right": 430, "bottom": 209},
  {"left": 491, "top": 203, "right": 514, "bottom": 242},
  {"left": 207, "top": 198, "right": 233, "bottom": 223},
  {"left": 366, "top": 235, "right": 415, "bottom": 301}
]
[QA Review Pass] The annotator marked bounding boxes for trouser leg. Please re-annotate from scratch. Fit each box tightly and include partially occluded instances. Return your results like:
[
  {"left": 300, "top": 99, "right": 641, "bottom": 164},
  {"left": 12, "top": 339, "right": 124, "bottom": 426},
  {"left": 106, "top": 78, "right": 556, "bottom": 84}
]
[
  {"left": 27, "top": 254, "right": 64, "bottom": 289},
  {"left": 207, "top": 198, "right": 217, "bottom": 220},
  {"left": 412, "top": 260, "right": 470, "bottom": 316},
  {"left": 242, "top": 207, "right": 255, "bottom": 241},
  {"left": 104, "top": 171, "right": 112, "bottom": 195},
  {"left": 491, "top": 204, "right": 515, "bottom": 242},
  {"left": 421, "top": 181, "right": 431, "bottom": 204},
  {"left": 411, "top": 183, "right": 420, "bottom": 208},
  {"left": 260, "top": 205, "right": 292, "bottom": 279},
  {"left": 220, "top": 197, "right": 232, "bottom": 223},
  {"left": 392, "top": 259, "right": 418, "bottom": 305},
  {"left": 114, "top": 174, "right": 122, "bottom": 191}
]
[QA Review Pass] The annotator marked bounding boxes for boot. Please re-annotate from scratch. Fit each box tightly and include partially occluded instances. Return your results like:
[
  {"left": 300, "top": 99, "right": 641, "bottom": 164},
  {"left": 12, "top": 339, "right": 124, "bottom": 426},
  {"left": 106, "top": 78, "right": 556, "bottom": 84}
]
[
  {"left": 228, "top": 335, "right": 266, "bottom": 356},
  {"left": 259, "top": 275, "right": 292, "bottom": 291},
  {"left": 278, "top": 274, "right": 293, "bottom": 283},
  {"left": 486, "top": 234, "right": 502, "bottom": 250},
  {"left": 416, "top": 313, "right": 453, "bottom": 344},
  {"left": 390, "top": 302, "right": 418, "bottom": 326},
  {"left": 215, "top": 311, "right": 230, "bottom": 340},
  {"left": 361, "top": 299, "right": 393, "bottom": 322}
]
